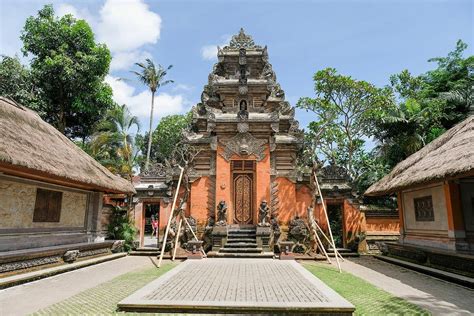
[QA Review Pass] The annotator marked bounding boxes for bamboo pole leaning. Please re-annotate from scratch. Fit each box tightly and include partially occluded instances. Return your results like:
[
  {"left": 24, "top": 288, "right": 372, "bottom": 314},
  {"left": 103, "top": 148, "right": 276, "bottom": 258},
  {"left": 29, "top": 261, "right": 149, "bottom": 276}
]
[
  {"left": 314, "top": 172, "right": 342, "bottom": 273},
  {"left": 307, "top": 207, "right": 331, "bottom": 263},
  {"left": 158, "top": 166, "right": 184, "bottom": 268}
]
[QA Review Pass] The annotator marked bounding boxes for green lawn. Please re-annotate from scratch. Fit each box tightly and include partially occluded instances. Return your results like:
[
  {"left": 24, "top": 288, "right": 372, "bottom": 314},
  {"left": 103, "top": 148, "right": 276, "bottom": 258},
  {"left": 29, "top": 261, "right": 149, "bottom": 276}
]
[
  {"left": 303, "top": 263, "right": 430, "bottom": 315},
  {"left": 31, "top": 263, "right": 177, "bottom": 316}
]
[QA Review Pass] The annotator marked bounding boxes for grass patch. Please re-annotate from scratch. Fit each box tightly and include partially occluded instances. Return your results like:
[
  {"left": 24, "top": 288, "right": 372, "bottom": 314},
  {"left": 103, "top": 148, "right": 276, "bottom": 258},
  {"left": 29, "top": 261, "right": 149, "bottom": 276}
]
[
  {"left": 31, "top": 263, "right": 177, "bottom": 316},
  {"left": 304, "top": 263, "right": 430, "bottom": 315}
]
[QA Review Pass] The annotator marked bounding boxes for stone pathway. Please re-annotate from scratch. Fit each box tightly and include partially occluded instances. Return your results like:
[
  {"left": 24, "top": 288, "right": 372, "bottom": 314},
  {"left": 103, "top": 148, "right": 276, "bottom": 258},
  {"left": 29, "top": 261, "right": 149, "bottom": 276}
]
[
  {"left": 336, "top": 256, "right": 474, "bottom": 315},
  {"left": 118, "top": 258, "right": 354, "bottom": 314},
  {"left": 0, "top": 256, "right": 173, "bottom": 316}
]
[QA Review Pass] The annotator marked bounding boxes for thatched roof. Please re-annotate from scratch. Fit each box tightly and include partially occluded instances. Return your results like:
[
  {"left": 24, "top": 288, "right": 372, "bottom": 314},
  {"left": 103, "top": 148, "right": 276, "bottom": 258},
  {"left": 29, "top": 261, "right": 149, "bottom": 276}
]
[
  {"left": 365, "top": 115, "right": 474, "bottom": 196},
  {"left": 0, "top": 97, "right": 135, "bottom": 194}
]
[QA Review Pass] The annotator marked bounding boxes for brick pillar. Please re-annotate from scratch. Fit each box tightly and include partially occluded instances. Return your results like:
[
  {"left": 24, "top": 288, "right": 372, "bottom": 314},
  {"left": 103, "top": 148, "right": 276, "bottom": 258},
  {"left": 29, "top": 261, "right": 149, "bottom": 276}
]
[
  {"left": 397, "top": 192, "right": 406, "bottom": 244},
  {"left": 444, "top": 181, "right": 468, "bottom": 251}
]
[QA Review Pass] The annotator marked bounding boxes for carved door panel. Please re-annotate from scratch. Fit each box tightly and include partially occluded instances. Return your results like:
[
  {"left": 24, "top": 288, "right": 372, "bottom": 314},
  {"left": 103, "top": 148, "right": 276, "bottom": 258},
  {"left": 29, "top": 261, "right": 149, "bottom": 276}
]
[{"left": 233, "top": 174, "right": 253, "bottom": 224}]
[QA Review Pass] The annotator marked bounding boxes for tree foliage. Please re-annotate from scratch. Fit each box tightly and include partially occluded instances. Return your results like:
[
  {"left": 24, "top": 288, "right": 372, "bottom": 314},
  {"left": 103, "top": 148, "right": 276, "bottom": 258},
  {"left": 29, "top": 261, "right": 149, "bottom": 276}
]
[
  {"left": 136, "top": 113, "right": 191, "bottom": 168},
  {"left": 373, "top": 40, "right": 473, "bottom": 169},
  {"left": 131, "top": 59, "right": 173, "bottom": 170},
  {"left": 297, "top": 68, "right": 392, "bottom": 187},
  {"left": 0, "top": 55, "right": 43, "bottom": 110},
  {"left": 90, "top": 104, "right": 140, "bottom": 180},
  {"left": 20, "top": 5, "right": 114, "bottom": 139}
]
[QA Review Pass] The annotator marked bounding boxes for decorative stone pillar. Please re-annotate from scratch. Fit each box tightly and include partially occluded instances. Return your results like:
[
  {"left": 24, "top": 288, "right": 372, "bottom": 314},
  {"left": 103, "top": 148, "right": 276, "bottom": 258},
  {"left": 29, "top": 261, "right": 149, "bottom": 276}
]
[
  {"left": 279, "top": 241, "right": 295, "bottom": 260},
  {"left": 187, "top": 240, "right": 204, "bottom": 259},
  {"left": 211, "top": 226, "right": 227, "bottom": 252},
  {"left": 256, "top": 226, "right": 271, "bottom": 252}
]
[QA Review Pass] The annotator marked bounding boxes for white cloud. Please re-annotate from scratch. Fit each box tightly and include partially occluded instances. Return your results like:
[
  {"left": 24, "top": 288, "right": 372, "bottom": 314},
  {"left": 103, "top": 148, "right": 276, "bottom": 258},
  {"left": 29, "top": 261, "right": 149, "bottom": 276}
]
[
  {"left": 57, "top": 0, "right": 161, "bottom": 71},
  {"left": 201, "top": 44, "right": 219, "bottom": 61},
  {"left": 201, "top": 35, "right": 231, "bottom": 61},
  {"left": 105, "top": 75, "right": 191, "bottom": 130},
  {"left": 56, "top": 3, "right": 95, "bottom": 24},
  {"left": 172, "top": 83, "right": 194, "bottom": 92},
  {"left": 97, "top": 0, "right": 161, "bottom": 53},
  {"left": 110, "top": 50, "right": 151, "bottom": 71}
]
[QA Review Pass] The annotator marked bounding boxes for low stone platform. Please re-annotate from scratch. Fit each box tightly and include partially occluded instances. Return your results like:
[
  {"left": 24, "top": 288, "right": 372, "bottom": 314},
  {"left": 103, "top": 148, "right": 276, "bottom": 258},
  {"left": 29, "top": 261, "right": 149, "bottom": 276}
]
[{"left": 118, "top": 259, "right": 354, "bottom": 314}]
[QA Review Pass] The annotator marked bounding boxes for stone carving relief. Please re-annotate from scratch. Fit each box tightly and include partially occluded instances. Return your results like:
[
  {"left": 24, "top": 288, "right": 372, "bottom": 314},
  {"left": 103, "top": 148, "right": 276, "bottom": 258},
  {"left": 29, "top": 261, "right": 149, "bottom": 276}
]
[
  {"left": 224, "top": 28, "right": 262, "bottom": 50},
  {"left": 219, "top": 132, "right": 267, "bottom": 161}
]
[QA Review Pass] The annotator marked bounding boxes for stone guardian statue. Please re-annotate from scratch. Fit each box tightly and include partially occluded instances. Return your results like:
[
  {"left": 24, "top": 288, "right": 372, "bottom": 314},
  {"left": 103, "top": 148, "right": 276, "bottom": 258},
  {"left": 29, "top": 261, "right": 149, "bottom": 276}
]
[
  {"left": 258, "top": 200, "right": 270, "bottom": 226},
  {"left": 216, "top": 200, "right": 228, "bottom": 226}
]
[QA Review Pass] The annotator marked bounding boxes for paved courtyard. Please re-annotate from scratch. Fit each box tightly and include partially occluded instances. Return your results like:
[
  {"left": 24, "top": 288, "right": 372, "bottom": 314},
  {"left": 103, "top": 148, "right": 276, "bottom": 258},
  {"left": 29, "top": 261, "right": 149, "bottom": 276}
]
[
  {"left": 0, "top": 255, "right": 472, "bottom": 315},
  {"left": 337, "top": 256, "right": 474, "bottom": 315},
  {"left": 118, "top": 258, "right": 354, "bottom": 314}
]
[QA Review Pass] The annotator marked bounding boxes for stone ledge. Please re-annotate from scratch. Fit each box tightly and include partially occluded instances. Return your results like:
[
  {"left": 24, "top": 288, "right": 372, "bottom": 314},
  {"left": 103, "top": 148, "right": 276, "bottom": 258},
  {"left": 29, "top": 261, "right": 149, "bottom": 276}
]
[
  {"left": 0, "top": 241, "right": 116, "bottom": 263},
  {"left": 374, "top": 255, "right": 474, "bottom": 289},
  {"left": 0, "top": 253, "right": 126, "bottom": 289}
]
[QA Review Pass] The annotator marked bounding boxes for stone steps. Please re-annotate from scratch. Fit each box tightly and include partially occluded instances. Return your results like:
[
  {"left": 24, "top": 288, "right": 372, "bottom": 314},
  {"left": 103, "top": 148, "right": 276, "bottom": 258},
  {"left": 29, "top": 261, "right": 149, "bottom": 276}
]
[
  {"left": 228, "top": 233, "right": 257, "bottom": 238},
  {"left": 220, "top": 248, "right": 263, "bottom": 253},
  {"left": 224, "top": 243, "right": 258, "bottom": 248},
  {"left": 209, "top": 252, "right": 274, "bottom": 258},
  {"left": 227, "top": 238, "right": 256, "bottom": 243}
]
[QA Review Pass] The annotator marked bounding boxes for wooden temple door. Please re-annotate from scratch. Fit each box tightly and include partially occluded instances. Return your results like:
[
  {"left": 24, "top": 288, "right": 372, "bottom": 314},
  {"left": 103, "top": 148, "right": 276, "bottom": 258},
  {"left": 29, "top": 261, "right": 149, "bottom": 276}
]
[{"left": 232, "top": 160, "right": 255, "bottom": 224}]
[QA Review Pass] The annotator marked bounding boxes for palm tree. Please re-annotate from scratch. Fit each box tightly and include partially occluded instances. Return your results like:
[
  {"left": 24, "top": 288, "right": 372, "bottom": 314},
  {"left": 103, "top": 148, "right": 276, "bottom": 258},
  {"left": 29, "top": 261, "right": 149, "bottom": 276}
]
[
  {"left": 131, "top": 59, "right": 173, "bottom": 171},
  {"left": 91, "top": 104, "right": 140, "bottom": 181}
]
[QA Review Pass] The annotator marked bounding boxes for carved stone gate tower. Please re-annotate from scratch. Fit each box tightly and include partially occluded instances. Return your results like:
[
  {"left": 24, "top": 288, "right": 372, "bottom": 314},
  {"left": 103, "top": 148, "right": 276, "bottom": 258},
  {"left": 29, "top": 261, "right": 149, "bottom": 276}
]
[{"left": 184, "top": 29, "right": 313, "bottom": 254}]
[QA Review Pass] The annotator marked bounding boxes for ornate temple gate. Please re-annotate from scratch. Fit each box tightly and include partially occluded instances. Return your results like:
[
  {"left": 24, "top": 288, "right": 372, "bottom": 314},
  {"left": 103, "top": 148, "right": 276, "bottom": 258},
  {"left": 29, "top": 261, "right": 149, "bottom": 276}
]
[{"left": 232, "top": 160, "right": 255, "bottom": 224}]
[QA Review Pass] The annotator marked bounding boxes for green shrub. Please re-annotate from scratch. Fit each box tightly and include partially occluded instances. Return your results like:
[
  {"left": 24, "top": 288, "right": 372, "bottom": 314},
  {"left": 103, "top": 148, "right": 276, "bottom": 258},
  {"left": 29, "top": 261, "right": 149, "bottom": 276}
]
[{"left": 107, "top": 206, "right": 137, "bottom": 252}]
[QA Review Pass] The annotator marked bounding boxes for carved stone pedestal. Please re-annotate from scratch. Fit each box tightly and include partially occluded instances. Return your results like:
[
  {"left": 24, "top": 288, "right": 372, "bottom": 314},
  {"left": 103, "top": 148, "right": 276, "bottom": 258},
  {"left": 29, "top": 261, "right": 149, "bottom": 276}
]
[
  {"left": 187, "top": 240, "right": 204, "bottom": 259},
  {"left": 256, "top": 226, "right": 271, "bottom": 252},
  {"left": 211, "top": 226, "right": 227, "bottom": 252},
  {"left": 279, "top": 241, "right": 295, "bottom": 260}
]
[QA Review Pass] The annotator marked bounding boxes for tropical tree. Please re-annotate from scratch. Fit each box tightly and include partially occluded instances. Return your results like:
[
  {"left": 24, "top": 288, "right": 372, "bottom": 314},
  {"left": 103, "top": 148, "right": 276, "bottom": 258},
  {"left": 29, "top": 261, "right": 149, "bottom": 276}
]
[
  {"left": 20, "top": 5, "right": 114, "bottom": 140},
  {"left": 372, "top": 41, "right": 473, "bottom": 169},
  {"left": 91, "top": 104, "right": 140, "bottom": 181},
  {"left": 131, "top": 59, "right": 173, "bottom": 171},
  {"left": 0, "top": 55, "right": 43, "bottom": 111},
  {"left": 136, "top": 113, "right": 191, "bottom": 168},
  {"left": 297, "top": 68, "right": 393, "bottom": 186}
]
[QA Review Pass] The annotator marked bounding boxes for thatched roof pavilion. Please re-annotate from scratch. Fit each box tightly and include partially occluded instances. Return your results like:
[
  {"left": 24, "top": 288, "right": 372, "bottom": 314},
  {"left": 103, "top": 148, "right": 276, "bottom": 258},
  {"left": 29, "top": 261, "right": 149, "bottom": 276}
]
[
  {"left": 0, "top": 97, "right": 135, "bottom": 194},
  {"left": 365, "top": 116, "right": 474, "bottom": 196}
]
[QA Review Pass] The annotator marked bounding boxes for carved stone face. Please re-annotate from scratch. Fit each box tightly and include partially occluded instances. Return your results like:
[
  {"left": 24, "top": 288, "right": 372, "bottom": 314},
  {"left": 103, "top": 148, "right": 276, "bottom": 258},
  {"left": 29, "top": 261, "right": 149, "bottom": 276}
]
[
  {"left": 261, "top": 200, "right": 267, "bottom": 207},
  {"left": 219, "top": 200, "right": 226, "bottom": 207}
]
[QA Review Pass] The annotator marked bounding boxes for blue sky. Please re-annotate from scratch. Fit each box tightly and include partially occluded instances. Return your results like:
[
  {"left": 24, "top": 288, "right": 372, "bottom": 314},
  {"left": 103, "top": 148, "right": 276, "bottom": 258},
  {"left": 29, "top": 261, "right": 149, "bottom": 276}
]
[{"left": 1, "top": 0, "right": 472, "bottom": 132}]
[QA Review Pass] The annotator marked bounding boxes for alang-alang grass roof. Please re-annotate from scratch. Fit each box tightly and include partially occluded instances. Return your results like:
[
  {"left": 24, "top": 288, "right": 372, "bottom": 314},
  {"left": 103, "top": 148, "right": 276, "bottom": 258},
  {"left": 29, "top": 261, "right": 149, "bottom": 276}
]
[
  {"left": 365, "top": 115, "right": 474, "bottom": 196},
  {"left": 0, "top": 97, "right": 135, "bottom": 194}
]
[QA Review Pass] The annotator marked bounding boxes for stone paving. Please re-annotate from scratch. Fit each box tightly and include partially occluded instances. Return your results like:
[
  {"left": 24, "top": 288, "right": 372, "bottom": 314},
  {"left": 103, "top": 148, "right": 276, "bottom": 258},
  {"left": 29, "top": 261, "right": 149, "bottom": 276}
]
[
  {"left": 118, "top": 258, "right": 354, "bottom": 314},
  {"left": 0, "top": 256, "right": 174, "bottom": 316},
  {"left": 337, "top": 256, "right": 474, "bottom": 315}
]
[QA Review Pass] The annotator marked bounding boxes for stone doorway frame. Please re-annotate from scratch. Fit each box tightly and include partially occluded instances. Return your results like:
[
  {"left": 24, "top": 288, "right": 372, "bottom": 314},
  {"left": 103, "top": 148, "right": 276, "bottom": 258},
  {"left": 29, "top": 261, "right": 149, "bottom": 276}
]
[
  {"left": 139, "top": 201, "right": 160, "bottom": 248},
  {"left": 325, "top": 200, "right": 346, "bottom": 248}
]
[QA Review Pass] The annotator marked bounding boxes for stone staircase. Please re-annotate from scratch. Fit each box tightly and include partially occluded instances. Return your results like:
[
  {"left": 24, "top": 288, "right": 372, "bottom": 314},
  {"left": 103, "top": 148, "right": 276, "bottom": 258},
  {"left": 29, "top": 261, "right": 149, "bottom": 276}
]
[{"left": 211, "top": 226, "right": 273, "bottom": 258}]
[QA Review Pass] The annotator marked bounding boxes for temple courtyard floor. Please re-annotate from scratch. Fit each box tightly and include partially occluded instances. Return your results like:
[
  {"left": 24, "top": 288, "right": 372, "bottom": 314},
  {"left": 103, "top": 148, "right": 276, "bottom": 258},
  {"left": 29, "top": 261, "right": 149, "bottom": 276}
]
[{"left": 0, "top": 256, "right": 472, "bottom": 315}]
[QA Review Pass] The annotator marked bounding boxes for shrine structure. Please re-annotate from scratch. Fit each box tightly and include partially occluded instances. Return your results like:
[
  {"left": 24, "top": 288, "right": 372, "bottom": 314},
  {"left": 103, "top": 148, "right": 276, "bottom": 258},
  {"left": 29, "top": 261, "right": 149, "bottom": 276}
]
[
  {"left": 131, "top": 29, "right": 400, "bottom": 256},
  {"left": 182, "top": 29, "right": 311, "bottom": 256}
]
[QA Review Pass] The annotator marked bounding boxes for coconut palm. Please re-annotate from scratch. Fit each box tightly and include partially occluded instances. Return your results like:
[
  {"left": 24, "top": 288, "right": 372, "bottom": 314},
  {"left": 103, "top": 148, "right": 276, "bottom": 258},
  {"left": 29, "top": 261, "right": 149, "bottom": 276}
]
[
  {"left": 131, "top": 59, "right": 173, "bottom": 171},
  {"left": 91, "top": 104, "right": 140, "bottom": 181}
]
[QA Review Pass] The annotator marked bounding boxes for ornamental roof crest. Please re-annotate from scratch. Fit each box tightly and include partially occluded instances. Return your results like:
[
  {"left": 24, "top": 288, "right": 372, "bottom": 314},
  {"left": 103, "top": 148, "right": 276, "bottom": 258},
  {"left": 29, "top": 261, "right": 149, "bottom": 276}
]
[{"left": 225, "top": 28, "right": 262, "bottom": 50}]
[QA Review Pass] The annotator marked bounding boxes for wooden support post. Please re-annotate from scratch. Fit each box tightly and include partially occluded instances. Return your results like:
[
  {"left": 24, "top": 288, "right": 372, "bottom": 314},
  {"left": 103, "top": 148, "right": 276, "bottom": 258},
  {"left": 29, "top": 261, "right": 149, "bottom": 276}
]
[
  {"left": 314, "top": 172, "right": 342, "bottom": 272},
  {"left": 182, "top": 215, "right": 207, "bottom": 257},
  {"left": 308, "top": 207, "right": 331, "bottom": 263},
  {"left": 158, "top": 166, "right": 184, "bottom": 268},
  {"left": 314, "top": 221, "right": 345, "bottom": 262},
  {"left": 172, "top": 217, "right": 183, "bottom": 261}
]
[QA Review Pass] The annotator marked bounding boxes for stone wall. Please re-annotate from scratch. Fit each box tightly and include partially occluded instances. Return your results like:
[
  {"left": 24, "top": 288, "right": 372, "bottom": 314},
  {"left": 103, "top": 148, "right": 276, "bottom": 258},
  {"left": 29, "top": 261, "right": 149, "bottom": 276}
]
[
  {"left": 0, "top": 176, "right": 103, "bottom": 252},
  {"left": 0, "top": 178, "right": 87, "bottom": 229},
  {"left": 402, "top": 184, "right": 448, "bottom": 236}
]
